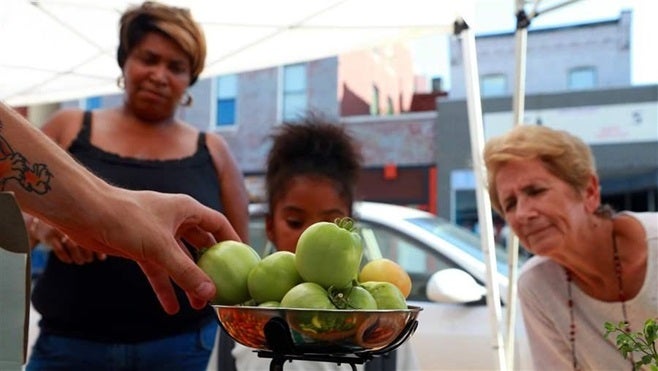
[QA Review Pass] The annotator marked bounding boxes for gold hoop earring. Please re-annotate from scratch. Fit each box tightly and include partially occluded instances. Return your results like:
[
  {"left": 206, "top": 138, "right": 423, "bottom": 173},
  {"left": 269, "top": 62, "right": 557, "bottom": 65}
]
[
  {"left": 181, "top": 92, "right": 193, "bottom": 107},
  {"left": 116, "top": 76, "right": 125, "bottom": 89}
]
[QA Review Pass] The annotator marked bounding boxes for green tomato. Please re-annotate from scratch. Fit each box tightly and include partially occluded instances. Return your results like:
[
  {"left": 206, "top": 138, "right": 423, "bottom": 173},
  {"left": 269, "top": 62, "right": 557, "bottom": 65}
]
[
  {"left": 281, "top": 282, "right": 358, "bottom": 341},
  {"left": 248, "top": 251, "right": 303, "bottom": 304},
  {"left": 295, "top": 218, "right": 363, "bottom": 289},
  {"left": 258, "top": 301, "right": 281, "bottom": 308},
  {"left": 360, "top": 281, "right": 407, "bottom": 310},
  {"left": 280, "top": 282, "right": 336, "bottom": 309},
  {"left": 197, "top": 240, "right": 261, "bottom": 305},
  {"left": 330, "top": 285, "right": 378, "bottom": 310}
]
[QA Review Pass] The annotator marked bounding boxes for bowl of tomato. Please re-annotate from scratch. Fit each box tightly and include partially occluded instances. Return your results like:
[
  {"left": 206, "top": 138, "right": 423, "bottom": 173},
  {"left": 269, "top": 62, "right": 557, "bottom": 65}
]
[{"left": 212, "top": 305, "right": 422, "bottom": 355}]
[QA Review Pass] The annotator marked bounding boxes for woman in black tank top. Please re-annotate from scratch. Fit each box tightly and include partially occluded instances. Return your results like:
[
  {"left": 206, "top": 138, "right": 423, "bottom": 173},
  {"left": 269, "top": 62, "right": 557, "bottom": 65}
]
[{"left": 25, "top": 3, "right": 249, "bottom": 371}]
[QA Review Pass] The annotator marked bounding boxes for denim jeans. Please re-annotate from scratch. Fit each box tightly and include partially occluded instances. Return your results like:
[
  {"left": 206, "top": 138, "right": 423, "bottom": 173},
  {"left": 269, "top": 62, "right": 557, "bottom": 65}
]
[{"left": 26, "top": 321, "right": 217, "bottom": 371}]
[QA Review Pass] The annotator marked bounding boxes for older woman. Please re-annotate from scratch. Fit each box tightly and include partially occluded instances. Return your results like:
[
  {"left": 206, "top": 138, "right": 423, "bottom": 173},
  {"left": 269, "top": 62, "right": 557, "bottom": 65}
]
[
  {"left": 483, "top": 125, "right": 657, "bottom": 370},
  {"left": 25, "top": 2, "right": 249, "bottom": 370}
]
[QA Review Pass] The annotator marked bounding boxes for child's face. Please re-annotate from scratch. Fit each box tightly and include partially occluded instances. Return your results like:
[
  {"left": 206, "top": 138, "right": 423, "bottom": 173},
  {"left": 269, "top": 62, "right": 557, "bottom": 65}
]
[{"left": 266, "top": 175, "right": 350, "bottom": 252}]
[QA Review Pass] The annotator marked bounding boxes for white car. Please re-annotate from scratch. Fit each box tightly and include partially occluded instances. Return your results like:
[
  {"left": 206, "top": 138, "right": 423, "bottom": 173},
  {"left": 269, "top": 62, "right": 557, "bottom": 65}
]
[{"left": 248, "top": 201, "right": 534, "bottom": 370}]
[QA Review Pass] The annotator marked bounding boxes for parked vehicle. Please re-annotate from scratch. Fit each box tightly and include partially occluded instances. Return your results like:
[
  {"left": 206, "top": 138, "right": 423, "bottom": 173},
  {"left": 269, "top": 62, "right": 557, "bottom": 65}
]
[{"left": 248, "top": 201, "right": 533, "bottom": 370}]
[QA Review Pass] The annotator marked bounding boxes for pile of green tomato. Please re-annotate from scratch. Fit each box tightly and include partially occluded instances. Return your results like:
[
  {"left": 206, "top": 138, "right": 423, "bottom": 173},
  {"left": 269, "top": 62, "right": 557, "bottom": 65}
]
[{"left": 197, "top": 218, "right": 408, "bottom": 311}]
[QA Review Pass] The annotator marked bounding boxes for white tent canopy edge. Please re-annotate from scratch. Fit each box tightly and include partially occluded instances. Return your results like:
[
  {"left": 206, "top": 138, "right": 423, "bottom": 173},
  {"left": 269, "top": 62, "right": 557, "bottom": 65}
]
[{"left": 0, "top": 0, "right": 472, "bottom": 106}]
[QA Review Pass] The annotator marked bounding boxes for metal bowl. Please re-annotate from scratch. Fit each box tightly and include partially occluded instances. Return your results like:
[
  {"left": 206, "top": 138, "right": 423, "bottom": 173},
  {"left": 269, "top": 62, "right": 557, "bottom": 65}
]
[{"left": 213, "top": 305, "right": 422, "bottom": 355}]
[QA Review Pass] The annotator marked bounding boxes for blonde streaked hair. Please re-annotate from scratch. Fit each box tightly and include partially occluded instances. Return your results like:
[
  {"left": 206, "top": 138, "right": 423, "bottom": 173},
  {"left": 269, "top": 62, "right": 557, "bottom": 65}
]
[
  {"left": 483, "top": 125, "right": 601, "bottom": 215},
  {"left": 117, "top": 1, "right": 206, "bottom": 85}
]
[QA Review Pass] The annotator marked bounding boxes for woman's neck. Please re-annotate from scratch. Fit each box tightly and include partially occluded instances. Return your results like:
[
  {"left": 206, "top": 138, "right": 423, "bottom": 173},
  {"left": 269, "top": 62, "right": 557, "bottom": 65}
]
[{"left": 566, "top": 215, "right": 646, "bottom": 301}]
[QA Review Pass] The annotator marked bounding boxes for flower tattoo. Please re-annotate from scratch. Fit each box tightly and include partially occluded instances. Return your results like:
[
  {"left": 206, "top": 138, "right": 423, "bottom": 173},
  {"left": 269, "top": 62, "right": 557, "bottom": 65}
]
[{"left": 0, "top": 119, "right": 53, "bottom": 194}]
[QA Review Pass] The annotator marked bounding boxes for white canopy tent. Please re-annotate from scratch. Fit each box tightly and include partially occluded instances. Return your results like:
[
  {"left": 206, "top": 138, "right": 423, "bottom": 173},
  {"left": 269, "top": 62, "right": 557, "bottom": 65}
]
[
  {"left": 0, "top": 1, "right": 584, "bottom": 370},
  {"left": 0, "top": 0, "right": 473, "bottom": 106}
]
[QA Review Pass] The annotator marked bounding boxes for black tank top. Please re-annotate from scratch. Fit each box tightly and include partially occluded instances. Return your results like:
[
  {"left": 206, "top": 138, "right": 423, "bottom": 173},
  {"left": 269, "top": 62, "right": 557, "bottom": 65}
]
[{"left": 31, "top": 111, "right": 222, "bottom": 342}]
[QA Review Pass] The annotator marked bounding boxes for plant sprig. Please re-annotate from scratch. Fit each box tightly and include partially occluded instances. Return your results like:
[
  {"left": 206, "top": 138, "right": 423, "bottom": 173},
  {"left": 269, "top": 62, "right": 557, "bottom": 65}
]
[{"left": 604, "top": 318, "right": 658, "bottom": 370}]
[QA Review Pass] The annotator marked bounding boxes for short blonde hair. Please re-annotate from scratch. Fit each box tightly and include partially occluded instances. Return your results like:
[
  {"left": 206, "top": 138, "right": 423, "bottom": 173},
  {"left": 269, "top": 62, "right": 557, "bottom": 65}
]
[
  {"left": 483, "top": 125, "right": 597, "bottom": 214},
  {"left": 117, "top": 1, "right": 206, "bottom": 85}
]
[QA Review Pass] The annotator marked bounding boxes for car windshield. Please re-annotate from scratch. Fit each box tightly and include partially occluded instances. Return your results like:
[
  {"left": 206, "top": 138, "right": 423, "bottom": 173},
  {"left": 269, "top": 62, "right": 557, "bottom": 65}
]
[{"left": 405, "top": 216, "right": 525, "bottom": 276}]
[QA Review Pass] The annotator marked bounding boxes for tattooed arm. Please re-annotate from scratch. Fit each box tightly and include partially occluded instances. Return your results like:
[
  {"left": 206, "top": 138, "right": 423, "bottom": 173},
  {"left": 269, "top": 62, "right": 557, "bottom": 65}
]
[{"left": 0, "top": 102, "right": 239, "bottom": 313}]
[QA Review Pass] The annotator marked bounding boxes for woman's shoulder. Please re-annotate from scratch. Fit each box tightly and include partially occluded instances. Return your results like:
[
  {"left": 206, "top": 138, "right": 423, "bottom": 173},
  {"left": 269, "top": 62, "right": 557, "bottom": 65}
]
[
  {"left": 203, "top": 130, "right": 229, "bottom": 149},
  {"left": 620, "top": 211, "right": 658, "bottom": 226},
  {"left": 43, "top": 107, "right": 84, "bottom": 126},
  {"left": 518, "top": 256, "right": 562, "bottom": 292},
  {"left": 616, "top": 211, "right": 658, "bottom": 239},
  {"left": 203, "top": 131, "right": 233, "bottom": 164},
  {"left": 41, "top": 108, "right": 86, "bottom": 146},
  {"left": 520, "top": 255, "right": 556, "bottom": 274}
]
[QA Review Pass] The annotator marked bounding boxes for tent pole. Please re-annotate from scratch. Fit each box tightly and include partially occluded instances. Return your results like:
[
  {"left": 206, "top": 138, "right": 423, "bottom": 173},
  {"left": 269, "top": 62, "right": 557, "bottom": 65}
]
[
  {"left": 505, "top": 3, "right": 583, "bottom": 368},
  {"left": 505, "top": 3, "right": 530, "bottom": 369},
  {"left": 454, "top": 18, "right": 507, "bottom": 371}
]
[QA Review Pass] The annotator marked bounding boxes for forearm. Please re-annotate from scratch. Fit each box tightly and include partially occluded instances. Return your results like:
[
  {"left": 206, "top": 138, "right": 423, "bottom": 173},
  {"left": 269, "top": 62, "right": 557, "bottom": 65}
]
[{"left": 0, "top": 101, "right": 109, "bottom": 231}]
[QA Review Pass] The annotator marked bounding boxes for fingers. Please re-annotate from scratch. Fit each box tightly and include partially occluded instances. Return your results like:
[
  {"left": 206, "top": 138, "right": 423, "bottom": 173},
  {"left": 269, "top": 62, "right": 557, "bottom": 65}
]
[
  {"left": 137, "top": 261, "right": 181, "bottom": 315},
  {"left": 138, "top": 239, "right": 215, "bottom": 313},
  {"left": 180, "top": 200, "right": 240, "bottom": 244},
  {"left": 51, "top": 235, "right": 96, "bottom": 265},
  {"left": 134, "top": 196, "right": 227, "bottom": 312},
  {"left": 63, "top": 236, "right": 96, "bottom": 264},
  {"left": 167, "top": 197, "right": 237, "bottom": 304},
  {"left": 149, "top": 236, "right": 217, "bottom": 305},
  {"left": 50, "top": 237, "right": 73, "bottom": 264},
  {"left": 180, "top": 226, "right": 217, "bottom": 251},
  {"left": 185, "top": 290, "right": 209, "bottom": 310},
  {"left": 177, "top": 238, "right": 195, "bottom": 260}
]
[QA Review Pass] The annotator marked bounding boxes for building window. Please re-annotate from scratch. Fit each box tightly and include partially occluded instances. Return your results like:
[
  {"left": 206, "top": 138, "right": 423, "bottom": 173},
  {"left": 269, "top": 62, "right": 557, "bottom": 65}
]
[
  {"left": 568, "top": 66, "right": 596, "bottom": 90},
  {"left": 481, "top": 74, "right": 506, "bottom": 97},
  {"left": 215, "top": 74, "right": 237, "bottom": 128},
  {"left": 282, "top": 64, "right": 307, "bottom": 121},
  {"left": 370, "top": 85, "right": 380, "bottom": 115}
]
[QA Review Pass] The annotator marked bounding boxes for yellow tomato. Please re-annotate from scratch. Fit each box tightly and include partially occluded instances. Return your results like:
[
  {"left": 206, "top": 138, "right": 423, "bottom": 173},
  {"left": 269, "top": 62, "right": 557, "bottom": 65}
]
[{"left": 358, "top": 258, "right": 412, "bottom": 298}]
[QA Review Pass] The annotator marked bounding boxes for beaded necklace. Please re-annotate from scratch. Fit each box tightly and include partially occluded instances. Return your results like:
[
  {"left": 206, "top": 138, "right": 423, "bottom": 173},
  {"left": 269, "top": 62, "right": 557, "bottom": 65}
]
[{"left": 564, "top": 231, "right": 632, "bottom": 370}]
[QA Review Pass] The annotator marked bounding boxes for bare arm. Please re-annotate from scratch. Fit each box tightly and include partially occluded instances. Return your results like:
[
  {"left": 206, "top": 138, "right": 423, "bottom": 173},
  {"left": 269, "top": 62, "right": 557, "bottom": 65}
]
[
  {"left": 207, "top": 132, "right": 250, "bottom": 242},
  {"left": 0, "top": 101, "right": 239, "bottom": 313},
  {"left": 24, "top": 108, "right": 103, "bottom": 264}
]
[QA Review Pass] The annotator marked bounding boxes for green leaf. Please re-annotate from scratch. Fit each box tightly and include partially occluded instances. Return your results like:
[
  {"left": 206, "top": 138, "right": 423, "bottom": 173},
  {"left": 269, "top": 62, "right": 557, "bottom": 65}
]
[{"left": 603, "top": 318, "right": 658, "bottom": 368}]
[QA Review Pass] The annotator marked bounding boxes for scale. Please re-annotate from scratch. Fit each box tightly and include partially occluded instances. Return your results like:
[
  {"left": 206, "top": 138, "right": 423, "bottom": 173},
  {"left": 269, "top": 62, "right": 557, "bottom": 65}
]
[{"left": 213, "top": 305, "right": 422, "bottom": 371}]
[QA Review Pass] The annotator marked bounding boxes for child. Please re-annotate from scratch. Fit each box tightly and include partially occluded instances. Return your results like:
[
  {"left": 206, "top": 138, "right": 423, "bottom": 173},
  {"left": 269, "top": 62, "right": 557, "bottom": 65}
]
[{"left": 228, "top": 113, "right": 418, "bottom": 371}]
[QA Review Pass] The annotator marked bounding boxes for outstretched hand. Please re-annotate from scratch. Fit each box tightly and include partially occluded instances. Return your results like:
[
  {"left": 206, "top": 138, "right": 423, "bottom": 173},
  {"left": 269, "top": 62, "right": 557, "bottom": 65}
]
[{"left": 54, "top": 189, "right": 240, "bottom": 314}]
